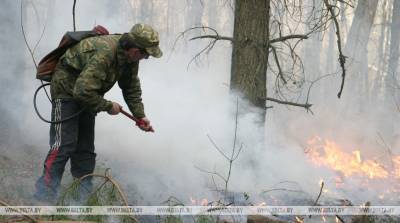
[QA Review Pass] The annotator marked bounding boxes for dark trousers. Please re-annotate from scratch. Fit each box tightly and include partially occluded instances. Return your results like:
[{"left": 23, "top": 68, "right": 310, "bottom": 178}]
[{"left": 35, "top": 99, "right": 96, "bottom": 200}]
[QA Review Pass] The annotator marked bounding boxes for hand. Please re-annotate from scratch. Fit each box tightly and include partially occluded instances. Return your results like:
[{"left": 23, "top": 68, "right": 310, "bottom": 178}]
[
  {"left": 137, "top": 117, "right": 154, "bottom": 132},
  {"left": 108, "top": 102, "right": 122, "bottom": 115}
]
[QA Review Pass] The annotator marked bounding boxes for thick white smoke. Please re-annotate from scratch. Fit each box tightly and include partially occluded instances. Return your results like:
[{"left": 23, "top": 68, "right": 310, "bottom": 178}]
[{"left": 2, "top": 0, "right": 399, "bottom": 207}]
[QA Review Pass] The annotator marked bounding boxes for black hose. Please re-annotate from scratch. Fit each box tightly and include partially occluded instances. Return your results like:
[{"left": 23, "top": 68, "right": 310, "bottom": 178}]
[{"left": 34, "top": 83, "right": 84, "bottom": 124}]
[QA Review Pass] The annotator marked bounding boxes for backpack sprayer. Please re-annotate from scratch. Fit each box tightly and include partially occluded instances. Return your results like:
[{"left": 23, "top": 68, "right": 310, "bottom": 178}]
[{"left": 34, "top": 25, "right": 153, "bottom": 131}]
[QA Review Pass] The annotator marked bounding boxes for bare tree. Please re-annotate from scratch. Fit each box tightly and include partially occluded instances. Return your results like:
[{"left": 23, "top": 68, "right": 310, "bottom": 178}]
[
  {"left": 196, "top": 98, "right": 243, "bottom": 205},
  {"left": 139, "top": 0, "right": 154, "bottom": 25},
  {"left": 206, "top": 0, "right": 217, "bottom": 29},
  {"left": 388, "top": 0, "right": 400, "bottom": 89},
  {"left": 177, "top": 0, "right": 351, "bottom": 138},
  {"left": 376, "top": 0, "right": 391, "bottom": 80},
  {"left": 230, "top": 0, "right": 270, "bottom": 123},
  {"left": 185, "top": 0, "right": 204, "bottom": 29},
  {"left": 344, "top": 0, "right": 378, "bottom": 109}
]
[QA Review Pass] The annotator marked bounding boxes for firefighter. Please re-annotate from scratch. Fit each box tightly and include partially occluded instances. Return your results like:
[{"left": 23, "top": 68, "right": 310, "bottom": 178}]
[{"left": 34, "top": 24, "right": 162, "bottom": 202}]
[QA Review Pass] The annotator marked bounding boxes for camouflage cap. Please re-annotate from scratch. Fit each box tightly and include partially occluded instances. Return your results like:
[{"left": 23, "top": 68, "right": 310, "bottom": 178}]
[{"left": 128, "top": 23, "right": 162, "bottom": 58}]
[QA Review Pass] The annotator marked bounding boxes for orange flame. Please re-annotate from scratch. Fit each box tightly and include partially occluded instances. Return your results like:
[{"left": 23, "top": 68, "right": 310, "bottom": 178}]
[
  {"left": 306, "top": 137, "right": 400, "bottom": 179},
  {"left": 189, "top": 197, "right": 209, "bottom": 206},
  {"left": 393, "top": 156, "right": 400, "bottom": 177}
]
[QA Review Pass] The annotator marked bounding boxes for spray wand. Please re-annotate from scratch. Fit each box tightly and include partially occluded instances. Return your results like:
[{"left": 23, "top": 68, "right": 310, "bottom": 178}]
[{"left": 120, "top": 108, "right": 154, "bottom": 132}]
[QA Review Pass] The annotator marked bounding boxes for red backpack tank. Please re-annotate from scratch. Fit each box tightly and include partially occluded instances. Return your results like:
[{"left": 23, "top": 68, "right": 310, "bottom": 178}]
[{"left": 36, "top": 25, "right": 109, "bottom": 82}]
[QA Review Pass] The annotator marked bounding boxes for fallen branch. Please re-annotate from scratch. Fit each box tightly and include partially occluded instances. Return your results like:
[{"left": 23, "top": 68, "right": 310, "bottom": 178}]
[
  {"left": 59, "top": 170, "right": 138, "bottom": 223},
  {"left": 163, "top": 196, "right": 185, "bottom": 206},
  {"left": 77, "top": 173, "right": 129, "bottom": 206},
  {"left": 336, "top": 215, "right": 346, "bottom": 223},
  {"left": 313, "top": 181, "right": 324, "bottom": 206},
  {"left": 262, "top": 188, "right": 306, "bottom": 194},
  {"left": 308, "top": 181, "right": 325, "bottom": 219}
]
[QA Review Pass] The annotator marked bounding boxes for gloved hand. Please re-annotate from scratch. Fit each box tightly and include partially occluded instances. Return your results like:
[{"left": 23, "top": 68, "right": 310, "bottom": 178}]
[
  {"left": 108, "top": 102, "right": 122, "bottom": 115},
  {"left": 136, "top": 117, "right": 154, "bottom": 132}
]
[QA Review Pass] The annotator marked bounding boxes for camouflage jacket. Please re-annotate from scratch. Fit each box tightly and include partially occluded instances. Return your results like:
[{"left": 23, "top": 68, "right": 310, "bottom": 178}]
[{"left": 50, "top": 34, "right": 145, "bottom": 118}]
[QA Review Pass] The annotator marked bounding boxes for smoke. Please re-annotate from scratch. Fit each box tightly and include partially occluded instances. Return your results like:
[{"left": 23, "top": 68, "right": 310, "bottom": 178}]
[
  {"left": 1, "top": 0, "right": 399, "bottom": 207},
  {"left": 10, "top": 0, "right": 266, "bottom": 204},
  {"left": 263, "top": 0, "right": 400, "bottom": 205}
]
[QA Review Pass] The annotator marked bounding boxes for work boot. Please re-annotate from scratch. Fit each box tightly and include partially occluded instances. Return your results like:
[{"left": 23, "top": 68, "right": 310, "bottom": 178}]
[
  {"left": 32, "top": 186, "right": 58, "bottom": 206},
  {"left": 34, "top": 165, "right": 63, "bottom": 205}
]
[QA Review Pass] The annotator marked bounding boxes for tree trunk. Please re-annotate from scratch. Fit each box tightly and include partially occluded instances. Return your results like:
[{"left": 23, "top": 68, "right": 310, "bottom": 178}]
[
  {"left": 345, "top": 0, "right": 378, "bottom": 58},
  {"left": 139, "top": 0, "right": 154, "bottom": 25},
  {"left": 230, "top": 0, "right": 270, "bottom": 124},
  {"left": 166, "top": 0, "right": 171, "bottom": 39},
  {"left": 381, "top": 0, "right": 400, "bottom": 140},
  {"left": 388, "top": 0, "right": 400, "bottom": 81},
  {"left": 207, "top": 0, "right": 217, "bottom": 28},
  {"left": 344, "top": 0, "right": 378, "bottom": 110},
  {"left": 185, "top": 0, "right": 204, "bottom": 29},
  {"left": 372, "top": 3, "right": 390, "bottom": 98},
  {"left": 377, "top": 0, "right": 390, "bottom": 76}
]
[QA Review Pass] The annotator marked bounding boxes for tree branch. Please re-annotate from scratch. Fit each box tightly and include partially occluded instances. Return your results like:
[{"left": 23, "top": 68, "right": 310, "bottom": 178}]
[
  {"left": 207, "top": 134, "right": 230, "bottom": 161},
  {"left": 271, "top": 45, "right": 287, "bottom": 84},
  {"left": 190, "top": 35, "right": 233, "bottom": 42},
  {"left": 195, "top": 166, "right": 227, "bottom": 183},
  {"left": 337, "top": 0, "right": 354, "bottom": 8},
  {"left": 173, "top": 26, "right": 228, "bottom": 69},
  {"left": 199, "top": 98, "right": 244, "bottom": 205},
  {"left": 72, "top": 0, "right": 77, "bottom": 31},
  {"left": 269, "top": 34, "right": 309, "bottom": 43},
  {"left": 20, "top": 0, "right": 52, "bottom": 102},
  {"left": 264, "top": 97, "right": 312, "bottom": 110},
  {"left": 20, "top": 0, "right": 37, "bottom": 68},
  {"left": 323, "top": 0, "right": 347, "bottom": 98},
  {"left": 189, "top": 33, "right": 309, "bottom": 45}
]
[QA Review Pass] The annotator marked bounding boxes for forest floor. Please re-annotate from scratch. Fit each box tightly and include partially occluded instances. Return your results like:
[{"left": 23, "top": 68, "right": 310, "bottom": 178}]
[
  {"left": 0, "top": 143, "right": 399, "bottom": 223},
  {"left": 0, "top": 143, "right": 42, "bottom": 205}
]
